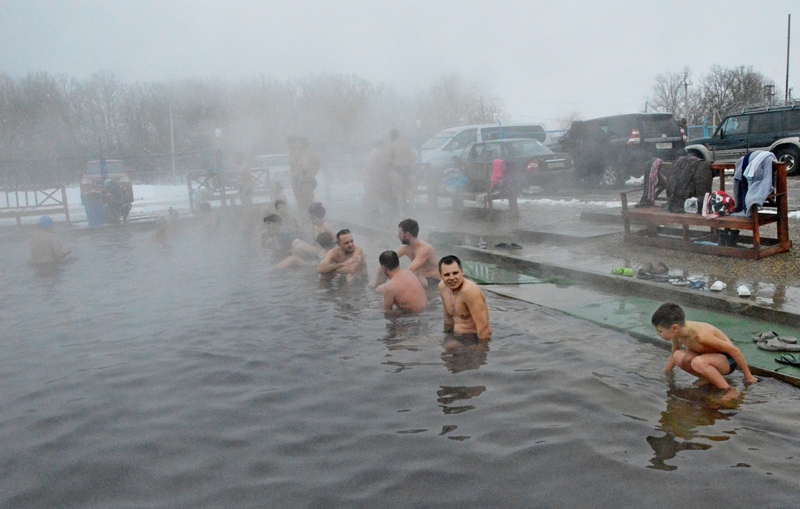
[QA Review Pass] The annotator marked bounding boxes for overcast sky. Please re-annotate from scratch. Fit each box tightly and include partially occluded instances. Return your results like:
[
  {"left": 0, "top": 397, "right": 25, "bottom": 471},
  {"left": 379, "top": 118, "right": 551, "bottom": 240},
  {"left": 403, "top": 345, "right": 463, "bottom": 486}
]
[{"left": 1, "top": 0, "right": 797, "bottom": 127}]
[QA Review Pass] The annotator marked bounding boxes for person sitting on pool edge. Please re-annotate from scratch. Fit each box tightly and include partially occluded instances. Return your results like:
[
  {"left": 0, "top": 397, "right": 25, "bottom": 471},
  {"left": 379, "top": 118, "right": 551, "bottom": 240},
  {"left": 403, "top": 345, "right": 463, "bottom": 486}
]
[
  {"left": 317, "top": 229, "right": 368, "bottom": 282},
  {"left": 438, "top": 255, "right": 490, "bottom": 341},
  {"left": 652, "top": 302, "right": 757, "bottom": 391},
  {"left": 377, "top": 250, "right": 428, "bottom": 314}
]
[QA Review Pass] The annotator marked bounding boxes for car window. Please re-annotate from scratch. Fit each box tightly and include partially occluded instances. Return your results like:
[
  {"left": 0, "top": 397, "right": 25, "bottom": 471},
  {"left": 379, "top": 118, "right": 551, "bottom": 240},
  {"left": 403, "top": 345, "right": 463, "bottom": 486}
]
[
  {"left": 502, "top": 125, "right": 546, "bottom": 142},
  {"left": 749, "top": 112, "right": 782, "bottom": 134},
  {"left": 606, "top": 117, "right": 633, "bottom": 137},
  {"left": 481, "top": 127, "right": 500, "bottom": 141},
  {"left": 422, "top": 128, "right": 460, "bottom": 150},
  {"left": 639, "top": 117, "right": 682, "bottom": 137},
  {"left": 448, "top": 129, "right": 478, "bottom": 151},
  {"left": 785, "top": 109, "right": 800, "bottom": 130},
  {"left": 720, "top": 116, "right": 748, "bottom": 136},
  {"left": 507, "top": 140, "right": 552, "bottom": 156},
  {"left": 477, "top": 143, "right": 500, "bottom": 162}
]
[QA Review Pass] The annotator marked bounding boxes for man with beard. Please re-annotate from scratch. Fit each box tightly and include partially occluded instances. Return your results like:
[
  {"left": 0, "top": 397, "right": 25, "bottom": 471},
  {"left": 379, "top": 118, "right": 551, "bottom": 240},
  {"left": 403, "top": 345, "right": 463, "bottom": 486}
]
[
  {"left": 438, "top": 255, "right": 491, "bottom": 341},
  {"left": 317, "top": 229, "right": 368, "bottom": 282},
  {"left": 369, "top": 218, "right": 439, "bottom": 290}
]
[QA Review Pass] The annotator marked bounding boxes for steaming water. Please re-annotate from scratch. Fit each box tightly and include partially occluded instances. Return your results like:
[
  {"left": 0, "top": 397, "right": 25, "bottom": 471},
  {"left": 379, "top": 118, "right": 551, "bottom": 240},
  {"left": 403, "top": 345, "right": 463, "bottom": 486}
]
[{"left": 2, "top": 222, "right": 800, "bottom": 508}]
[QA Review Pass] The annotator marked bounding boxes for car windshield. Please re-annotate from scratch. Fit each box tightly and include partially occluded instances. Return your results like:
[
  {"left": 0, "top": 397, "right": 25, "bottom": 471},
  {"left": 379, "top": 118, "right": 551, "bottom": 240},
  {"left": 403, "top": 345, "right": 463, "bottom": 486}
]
[
  {"left": 505, "top": 139, "right": 552, "bottom": 156},
  {"left": 85, "top": 161, "right": 126, "bottom": 175},
  {"left": 421, "top": 129, "right": 460, "bottom": 150}
]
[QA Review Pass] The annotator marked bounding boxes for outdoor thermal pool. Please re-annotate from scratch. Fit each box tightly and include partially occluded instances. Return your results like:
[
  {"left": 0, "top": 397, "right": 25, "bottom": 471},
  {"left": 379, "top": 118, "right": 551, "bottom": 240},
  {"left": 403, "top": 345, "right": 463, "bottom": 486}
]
[{"left": 2, "top": 220, "right": 800, "bottom": 508}]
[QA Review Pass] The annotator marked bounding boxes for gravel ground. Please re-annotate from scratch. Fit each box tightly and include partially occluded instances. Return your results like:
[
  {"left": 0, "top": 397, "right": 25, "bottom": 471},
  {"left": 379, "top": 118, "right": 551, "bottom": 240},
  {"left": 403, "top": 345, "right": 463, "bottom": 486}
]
[{"left": 573, "top": 221, "right": 800, "bottom": 288}]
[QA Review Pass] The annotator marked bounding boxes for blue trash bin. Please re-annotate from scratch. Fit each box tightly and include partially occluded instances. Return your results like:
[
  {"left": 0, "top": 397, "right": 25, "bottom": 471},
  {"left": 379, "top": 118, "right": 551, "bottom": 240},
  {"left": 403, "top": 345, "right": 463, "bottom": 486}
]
[{"left": 85, "top": 204, "right": 105, "bottom": 227}]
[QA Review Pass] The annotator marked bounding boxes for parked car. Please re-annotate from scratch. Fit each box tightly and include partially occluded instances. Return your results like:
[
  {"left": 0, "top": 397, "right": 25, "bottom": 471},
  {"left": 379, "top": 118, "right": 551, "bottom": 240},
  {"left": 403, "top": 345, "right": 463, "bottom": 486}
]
[
  {"left": 685, "top": 104, "right": 800, "bottom": 176},
  {"left": 559, "top": 113, "right": 686, "bottom": 187},
  {"left": 421, "top": 123, "right": 548, "bottom": 174},
  {"left": 80, "top": 159, "right": 134, "bottom": 224},
  {"left": 251, "top": 154, "right": 291, "bottom": 188},
  {"left": 450, "top": 138, "right": 575, "bottom": 194}
]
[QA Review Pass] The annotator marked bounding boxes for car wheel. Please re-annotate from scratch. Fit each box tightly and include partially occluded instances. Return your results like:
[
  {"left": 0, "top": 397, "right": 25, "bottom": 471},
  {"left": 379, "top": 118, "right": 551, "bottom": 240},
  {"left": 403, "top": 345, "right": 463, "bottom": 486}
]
[
  {"left": 601, "top": 163, "right": 626, "bottom": 188},
  {"left": 775, "top": 146, "right": 800, "bottom": 176}
]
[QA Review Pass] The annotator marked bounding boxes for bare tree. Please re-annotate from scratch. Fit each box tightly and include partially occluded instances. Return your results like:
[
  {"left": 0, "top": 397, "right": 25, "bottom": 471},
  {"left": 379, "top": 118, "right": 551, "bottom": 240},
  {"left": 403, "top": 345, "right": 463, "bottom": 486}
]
[{"left": 650, "top": 69, "right": 686, "bottom": 115}]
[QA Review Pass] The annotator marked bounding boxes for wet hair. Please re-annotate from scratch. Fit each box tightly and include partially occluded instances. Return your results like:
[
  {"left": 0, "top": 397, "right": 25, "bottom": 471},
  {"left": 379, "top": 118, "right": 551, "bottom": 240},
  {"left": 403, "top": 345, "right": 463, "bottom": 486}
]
[
  {"left": 263, "top": 213, "right": 282, "bottom": 224},
  {"left": 316, "top": 232, "right": 335, "bottom": 250},
  {"left": 336, "top": 228, "right": 351, "bottom": 241},
  {"left": 438, "top": 255, "right": 462, "bottom": 271},
  {"left": 398, "top": 218, "right": 419, "bottom": 237},
  {"left": 379, "top": 250, "right": 400, "bottom": 270},
  {"left": 274, "top": 199, "right": 287, "bottom": 209},
  {"left": 308, "top": 202, "right": 326, "bottom": 219},
  {"left": 651, "top": 303, "right": 685, "bottom": 328}
]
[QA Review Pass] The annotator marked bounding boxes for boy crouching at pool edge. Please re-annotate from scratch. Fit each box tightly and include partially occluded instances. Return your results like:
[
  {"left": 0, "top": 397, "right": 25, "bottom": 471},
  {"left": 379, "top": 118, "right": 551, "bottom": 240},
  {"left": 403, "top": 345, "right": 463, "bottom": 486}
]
[{"left": 651, "top": 303, "right": 758, "bottom": 390}]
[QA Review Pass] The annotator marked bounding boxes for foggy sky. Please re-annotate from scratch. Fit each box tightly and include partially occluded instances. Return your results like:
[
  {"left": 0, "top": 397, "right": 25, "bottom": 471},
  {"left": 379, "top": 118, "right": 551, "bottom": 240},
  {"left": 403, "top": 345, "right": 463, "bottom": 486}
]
[{"left": 1, "top": 0, "right": 797, "bottom": 126}]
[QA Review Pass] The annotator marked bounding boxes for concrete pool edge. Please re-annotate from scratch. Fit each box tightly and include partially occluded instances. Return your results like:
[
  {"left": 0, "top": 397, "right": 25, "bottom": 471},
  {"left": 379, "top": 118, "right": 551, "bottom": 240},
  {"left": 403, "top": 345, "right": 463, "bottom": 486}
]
[
  {"left": 455, "top": 245, "right": 800, "bottom": 329},
  {"left": 455, "top": 246, "right": 800, "bottom": 389}
]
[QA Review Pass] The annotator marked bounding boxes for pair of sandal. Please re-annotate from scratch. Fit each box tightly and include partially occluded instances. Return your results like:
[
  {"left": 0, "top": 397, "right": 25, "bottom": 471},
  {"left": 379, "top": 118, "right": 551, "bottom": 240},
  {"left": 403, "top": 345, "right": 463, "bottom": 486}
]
[
  {"left": 775, "top": 353, "right": 800, "bottom": 367},
  {"left": 753, "top": 331, "right": 800, "bottom": 352},
  {"left": 637, "top": 261, "right": 669, "bottom": 278}
]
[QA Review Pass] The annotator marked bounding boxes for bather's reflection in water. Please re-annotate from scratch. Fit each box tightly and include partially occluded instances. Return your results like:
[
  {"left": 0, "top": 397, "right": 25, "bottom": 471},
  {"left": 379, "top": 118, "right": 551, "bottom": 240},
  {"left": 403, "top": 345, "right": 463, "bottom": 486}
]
[
  {"left": 647, "top": 384, "right": 740, "bottom": 471},
  {"left": 437, "top": 385, "right": 486, "bottom": 415},
  {"left": 441, "top": 334, "right": 489, "bottom": 374}
]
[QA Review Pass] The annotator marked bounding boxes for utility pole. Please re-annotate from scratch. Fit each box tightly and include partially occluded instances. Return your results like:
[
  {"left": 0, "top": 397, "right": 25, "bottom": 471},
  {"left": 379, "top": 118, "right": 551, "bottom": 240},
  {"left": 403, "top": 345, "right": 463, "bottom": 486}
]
[
  {"left": 683, "top": 71, "right": 692, "bottom": 123},
  {"left": 786, "top": 14, "right": 792, "bottom": 103}
]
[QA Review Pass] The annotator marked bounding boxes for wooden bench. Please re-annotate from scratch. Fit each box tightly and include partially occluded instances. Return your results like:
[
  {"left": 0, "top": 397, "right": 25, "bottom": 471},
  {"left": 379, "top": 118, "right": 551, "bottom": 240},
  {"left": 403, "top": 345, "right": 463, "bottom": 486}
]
[
  {"left": 620, "top": 161, "right": 791, "bottom": 259},
  {"left": 187, "top": 169, "right": 270, "bottom": 212},
  {"left": 0, "top": 185, "right": 71, "bottom": 226}
]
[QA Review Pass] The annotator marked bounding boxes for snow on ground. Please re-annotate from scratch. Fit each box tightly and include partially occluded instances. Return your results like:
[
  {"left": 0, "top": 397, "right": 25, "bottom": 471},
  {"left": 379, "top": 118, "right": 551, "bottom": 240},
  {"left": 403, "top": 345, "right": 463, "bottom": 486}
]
[{"left": 3, "top": 180, "right": 626, "bottom": 227}]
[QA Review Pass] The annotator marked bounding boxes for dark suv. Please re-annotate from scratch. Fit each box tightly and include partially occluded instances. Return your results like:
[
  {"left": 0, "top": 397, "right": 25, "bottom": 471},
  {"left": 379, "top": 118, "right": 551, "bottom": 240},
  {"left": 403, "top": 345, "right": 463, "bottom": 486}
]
[
  {"left": 559, "top": 113, "right": 686, "bottom": 187},
  {"left": 686, "top": 104, "right": 800, "bottom": 176}
]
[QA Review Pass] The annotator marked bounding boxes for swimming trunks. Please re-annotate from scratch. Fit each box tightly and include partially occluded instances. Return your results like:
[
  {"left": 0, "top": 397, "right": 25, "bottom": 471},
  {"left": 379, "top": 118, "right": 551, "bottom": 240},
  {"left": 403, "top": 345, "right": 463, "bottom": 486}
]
[{"left": 724, "top": 353, "right": 737, "bottom": 373}]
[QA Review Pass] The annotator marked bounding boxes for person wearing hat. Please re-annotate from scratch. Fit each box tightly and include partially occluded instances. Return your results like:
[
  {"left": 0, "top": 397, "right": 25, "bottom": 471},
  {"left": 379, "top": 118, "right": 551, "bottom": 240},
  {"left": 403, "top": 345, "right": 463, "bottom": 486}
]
[{"left": 29, "top": 215, "right": 71, "bottom": 265}]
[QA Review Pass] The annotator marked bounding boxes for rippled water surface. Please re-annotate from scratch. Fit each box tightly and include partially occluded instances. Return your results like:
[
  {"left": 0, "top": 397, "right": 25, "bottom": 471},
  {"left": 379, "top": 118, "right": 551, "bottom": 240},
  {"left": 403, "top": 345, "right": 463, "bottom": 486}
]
[{"left": 2, "top": 222, "right": 800, "bottom": 508}]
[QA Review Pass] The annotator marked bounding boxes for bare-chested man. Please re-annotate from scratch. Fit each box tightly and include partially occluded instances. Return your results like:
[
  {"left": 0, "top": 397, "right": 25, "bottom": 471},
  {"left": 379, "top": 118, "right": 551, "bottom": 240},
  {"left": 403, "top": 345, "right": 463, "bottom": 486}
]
[
  {"left": 317, "top": 229, "right": 368, "bottom": 282},
  {"left": 370, "top": 218, "right": 439, "bottom": 289},
  {"left": 438, "top": 255, "right": 490, "bottom": 341},
  {"left": 377, "top": 250, "right": 428, "bottom": 313}
]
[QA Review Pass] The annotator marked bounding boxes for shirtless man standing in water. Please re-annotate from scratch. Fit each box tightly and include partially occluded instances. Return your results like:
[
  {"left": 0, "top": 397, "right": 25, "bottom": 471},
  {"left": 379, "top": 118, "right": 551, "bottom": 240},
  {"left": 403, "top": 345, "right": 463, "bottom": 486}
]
[
  {"left": 317, "top": 229, "right": 368, "bottom": 282},
  {"left": 370, "top": 218, "right": 439, "bottom": 289},
  {"left": 377, "top": 250, "right": 427, "bottom": 313},
  {"left": 438, "top": 255, "right": 491, "bottom": 340}
]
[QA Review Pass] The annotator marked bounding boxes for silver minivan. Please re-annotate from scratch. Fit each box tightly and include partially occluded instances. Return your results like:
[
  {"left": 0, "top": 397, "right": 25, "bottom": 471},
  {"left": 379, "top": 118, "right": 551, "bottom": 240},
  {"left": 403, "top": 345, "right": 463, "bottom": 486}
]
[{"left": 420, "top": 123, "right": 547, "bottom": 172}]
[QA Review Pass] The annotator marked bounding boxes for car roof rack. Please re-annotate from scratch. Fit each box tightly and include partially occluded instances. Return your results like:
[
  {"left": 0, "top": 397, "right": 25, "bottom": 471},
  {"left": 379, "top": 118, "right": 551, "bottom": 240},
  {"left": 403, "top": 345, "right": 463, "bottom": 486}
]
[{"left": 738, "top": 101, "right": 800, "bottom": 114}]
